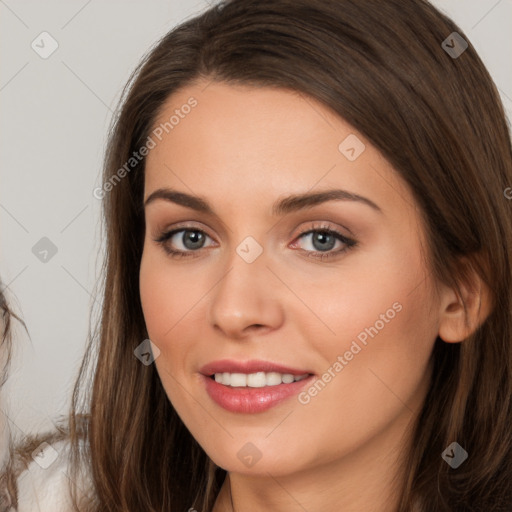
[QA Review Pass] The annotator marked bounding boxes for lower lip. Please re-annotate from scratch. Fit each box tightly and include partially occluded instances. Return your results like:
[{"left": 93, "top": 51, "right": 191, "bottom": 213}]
[{"left": 201, "top": 374, "right": 315, "bottom": 413}]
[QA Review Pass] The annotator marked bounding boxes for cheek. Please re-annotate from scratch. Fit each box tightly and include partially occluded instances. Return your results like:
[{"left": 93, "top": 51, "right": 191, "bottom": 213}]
[
  {"left": 139, "top": 246, "right": 200, "bottom": 342},
  {"left": 139, "top": 249, "right": 196, "bottom": 410},
  {"left": 280, "top": 282, "right": 437, "bottom": 470},
  {"left": 139, "top": 254, "right": 169, "bottom": 341},
  {"left": 322, "top": 271, "right": 436, "bottom": 361},
  {"left": 317, "top": 262, "right": 436, "bottom": 409},
  {"left": 290, "top": 228, "right": 436, "bottom": 359},
  {"left": 302, "top": 240, "right": 437, "bottom": 415},
  {"left": 139, "top": 245, "right": 209, "bottom": 387}
]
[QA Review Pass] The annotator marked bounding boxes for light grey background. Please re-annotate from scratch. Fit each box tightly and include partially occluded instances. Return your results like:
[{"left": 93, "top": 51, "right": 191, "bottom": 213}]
[{"left": 1, "top": 0, "right": 511, "bottom": 438}]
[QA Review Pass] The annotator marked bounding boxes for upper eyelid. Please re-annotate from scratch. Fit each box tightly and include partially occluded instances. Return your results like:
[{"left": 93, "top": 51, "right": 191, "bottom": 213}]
[
  {"left": 157, "top": 221, "right": 349, "bottom": 235},
  {"left": 155, "top": 222, "right": 216, "bottom": 241},
  {"left": 145, "top": 201, "right": 362, "bottom": 238}
]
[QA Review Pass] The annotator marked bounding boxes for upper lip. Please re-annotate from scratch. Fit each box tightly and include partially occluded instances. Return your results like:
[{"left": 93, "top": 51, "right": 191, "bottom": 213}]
[{"left": 199, "top": 359, "right": 314, "bottom": 376}]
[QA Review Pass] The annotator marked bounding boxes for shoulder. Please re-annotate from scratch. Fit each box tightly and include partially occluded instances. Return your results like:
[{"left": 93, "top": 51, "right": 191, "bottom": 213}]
[{"left": 15, "top": 437, "right": 90, "bottom": 512}]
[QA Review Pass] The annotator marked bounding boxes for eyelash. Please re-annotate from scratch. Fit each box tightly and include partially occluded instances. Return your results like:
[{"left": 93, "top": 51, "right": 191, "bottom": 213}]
[{"left": 153, "top": 222, "right": 357, "bottom": 261}]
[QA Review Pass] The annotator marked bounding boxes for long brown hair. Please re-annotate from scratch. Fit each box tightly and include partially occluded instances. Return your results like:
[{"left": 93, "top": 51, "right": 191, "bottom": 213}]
[
  {"left": 0, "top": 286, "right": 29, "bottom": 510},
  {"left": 0, "top": 286, "right": 14, "bottom": 510},
  {"left": 6, "top": 0, "right": 512, "bottom": 510}
]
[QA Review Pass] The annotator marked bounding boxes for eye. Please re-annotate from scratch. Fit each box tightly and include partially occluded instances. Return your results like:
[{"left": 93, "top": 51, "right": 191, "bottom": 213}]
[
  {"left": 291, "top": 222, "right": 357, "bottom": 260},
  {"left": 153, "top": 222, "right": 357, "bottom": 261},
  {"left": 154, "top": 228, "right": 215, "bottom": 258}
]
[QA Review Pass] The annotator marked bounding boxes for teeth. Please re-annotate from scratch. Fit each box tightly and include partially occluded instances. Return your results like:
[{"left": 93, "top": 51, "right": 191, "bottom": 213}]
[
  {"left": 230, "top": 373, "right": 247, "bottom": 387},
  {"left": 266, "top": 372, "right": 282, "bottom": 386},
  {"left": 247, "top": 372, "right": 266, "bottom": 387},
  {"left": 282, "top": 374, "right": 294, "bottom": 384},
  {"left": 212, "top": 371, "right": 310, "bottom": 387}
]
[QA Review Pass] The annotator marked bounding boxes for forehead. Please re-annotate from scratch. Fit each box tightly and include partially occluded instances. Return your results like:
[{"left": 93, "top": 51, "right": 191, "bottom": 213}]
[{"left": 143, "top": 80, "right": 413, "bottom": 219}]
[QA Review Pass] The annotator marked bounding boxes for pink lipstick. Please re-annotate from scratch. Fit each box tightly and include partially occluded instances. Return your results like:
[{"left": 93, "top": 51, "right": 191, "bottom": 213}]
[{"left": 199, "top": 359, "right": 315, "bottom": 413}]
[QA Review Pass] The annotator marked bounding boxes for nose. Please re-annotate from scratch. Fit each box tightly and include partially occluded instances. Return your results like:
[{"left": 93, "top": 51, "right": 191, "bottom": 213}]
[{"left": 207, "top": 247, "right": 285, "bottom": 340}]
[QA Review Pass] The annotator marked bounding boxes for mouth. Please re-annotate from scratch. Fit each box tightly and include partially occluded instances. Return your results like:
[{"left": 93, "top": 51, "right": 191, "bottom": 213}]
[{"left": 199, "top": 359, "right": 316, "bottom": 413}]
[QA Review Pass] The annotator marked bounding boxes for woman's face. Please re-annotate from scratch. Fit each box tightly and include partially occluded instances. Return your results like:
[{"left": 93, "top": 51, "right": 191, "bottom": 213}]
[{"left": 140, "top": 80, "right": 441, "bottom": 476}]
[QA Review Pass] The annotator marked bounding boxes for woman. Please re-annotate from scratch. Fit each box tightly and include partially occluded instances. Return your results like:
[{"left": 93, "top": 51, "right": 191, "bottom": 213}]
[{"left": 4, "top": 0, "right": 512, "bottom": 510}]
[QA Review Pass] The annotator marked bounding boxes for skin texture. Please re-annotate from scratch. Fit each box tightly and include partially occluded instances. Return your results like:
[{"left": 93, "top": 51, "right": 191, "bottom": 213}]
[{"left": 139, "top": 80, "right": 478, "bottom": 512}]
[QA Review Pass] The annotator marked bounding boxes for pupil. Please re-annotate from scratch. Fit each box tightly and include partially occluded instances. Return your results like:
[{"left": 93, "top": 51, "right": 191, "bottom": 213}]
[{"left": 313, "top": 232, "right": 335, "bottom": 251}]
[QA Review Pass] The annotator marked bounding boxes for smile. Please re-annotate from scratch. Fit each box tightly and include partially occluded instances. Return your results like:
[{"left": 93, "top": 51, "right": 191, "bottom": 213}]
[{"left": 212, "top": 371, "right": 309, "bottom": 387}]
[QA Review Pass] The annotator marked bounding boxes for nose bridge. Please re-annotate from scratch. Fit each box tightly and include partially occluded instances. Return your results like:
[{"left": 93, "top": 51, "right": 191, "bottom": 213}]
[{"left": 207, "top": 235, "right": 284, "bottom": 336}]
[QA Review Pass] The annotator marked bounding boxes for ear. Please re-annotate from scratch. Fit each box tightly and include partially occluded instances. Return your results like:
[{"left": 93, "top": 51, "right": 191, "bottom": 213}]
[{"left": 437, "top": 259, "right": 493, "bottom": 343}]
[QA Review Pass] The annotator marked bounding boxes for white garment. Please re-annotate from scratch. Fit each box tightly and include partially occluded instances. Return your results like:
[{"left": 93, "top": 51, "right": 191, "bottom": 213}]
[{"left": 15, "top": 438, "right": 89, "bottom": 512}]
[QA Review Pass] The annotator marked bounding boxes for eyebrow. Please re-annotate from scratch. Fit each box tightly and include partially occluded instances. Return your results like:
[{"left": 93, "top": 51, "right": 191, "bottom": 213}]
[{"left": 144, "top": 187, "right": 382, "bottom": 216}]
